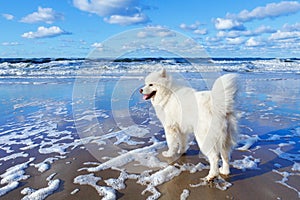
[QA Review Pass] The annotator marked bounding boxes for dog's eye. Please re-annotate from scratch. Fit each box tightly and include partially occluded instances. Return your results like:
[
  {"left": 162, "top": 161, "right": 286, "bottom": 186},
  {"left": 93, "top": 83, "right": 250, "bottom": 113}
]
[{"left": 149, "top": 84, "right": 153, "bottom": 86}]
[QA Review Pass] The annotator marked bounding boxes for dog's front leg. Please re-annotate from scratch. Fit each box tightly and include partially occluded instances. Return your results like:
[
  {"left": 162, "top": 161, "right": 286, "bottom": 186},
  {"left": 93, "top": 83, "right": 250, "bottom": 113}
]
[{"left": 162, "top": 125, "right": 179, "bottom": 157}]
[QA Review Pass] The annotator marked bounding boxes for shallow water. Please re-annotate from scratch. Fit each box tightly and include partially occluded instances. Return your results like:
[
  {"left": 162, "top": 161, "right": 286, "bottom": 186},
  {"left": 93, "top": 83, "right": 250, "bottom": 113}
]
[{"left": 0, "top": 69, "right": 300, "bottom": 199}]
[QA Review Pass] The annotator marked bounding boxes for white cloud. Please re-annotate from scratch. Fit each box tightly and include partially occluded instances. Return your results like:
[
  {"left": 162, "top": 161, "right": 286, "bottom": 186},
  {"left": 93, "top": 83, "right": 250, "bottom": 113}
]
[
  {"left": 73, "top": 0, "right": 137, "bottom": 16},
  {"left": 193, "top": 29, "right": 207, "bottom": 35},
  {"left": 91, "top": 42, "right": 104, "bottom": 52},
  {"left": 245, "top": 37, "right": 262, "bottom": 47},
  {"left": 104, "top": 13, "right": 148, "bottom": 25},
  {"left": 2, "top": 13, "right": 14, "bottom": 20},
  {"left": 21, "top": 26, "right": 69, "bottom": 39},
  {"left": 2, "top": 42, "right": 20, "bottom": 46},
  {"left": 91, "top": 43, "right": 103, "bottom": 48},
  {"left": 268, "top": 22, "right": 300, "bottom": 41},
  {"left": 179, "top": 21, "right": 207, "bottom": 35},
  {"left": 73, "top": 0, "right": 149, "bottom": 25},
  {"left": 226, "top": 37, "right": 245, "bottom": 45},
  {"left": 20, "top": 7, "right": 63, "bottom": 24},
  {"left": 214, "top": 18, "right": 245, "bottom": 30},
  {"left": 205, "top": 36, "right": 222, "bottom": 43},
  {"left": 216, "top": 25, "right": 276, "bottom": 39},
  {"left": 282, "top": 22, "right": 300, "bottom": 32},
  {"left": 235, "top": 1, "right": 300, "bottom": 22},
  {"left": 269, "top": 30, "right": 300, "bottom": 40},
  {"left": 217, "top": 30, "right": 239, "bottom": 38},
  {"left": 137, "top": 26, "right": 176, "bottom": 38},
  {"left": 214, "top": 1, "right": 300, "bottom": 32},
  {"left": 253, "top": 25, "right": 276, "bottom": 35},
  {"left": 180, "top": 21, "right": 201, "bottom": 31}
]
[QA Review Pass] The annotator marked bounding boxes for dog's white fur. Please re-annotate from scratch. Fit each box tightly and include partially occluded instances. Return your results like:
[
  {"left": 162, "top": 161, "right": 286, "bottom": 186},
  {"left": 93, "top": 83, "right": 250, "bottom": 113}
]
[{"left": 140, "top": 69, "right": 238, "bottom": 180}]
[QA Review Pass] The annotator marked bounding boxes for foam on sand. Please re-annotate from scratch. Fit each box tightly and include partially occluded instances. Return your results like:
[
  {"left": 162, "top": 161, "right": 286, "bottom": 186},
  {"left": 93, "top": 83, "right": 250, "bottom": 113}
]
[
  {"left": 231, "top": 155, "right": 260, "bottom": 171},
  {"left": 74, "top": 173, "right": 116, "bottom": 200},
  {"left": 82, "top": 140, "right": 167, "bottom": 172},
  {"left": 0, "top": 182, "right": 19, "bottom": 196},
  {"left": 82, "top": 155, "right": 230, "bottom": 199},
  {"left": 174, "top": 162, "right": 209, "bottom": 173},
  {"left": 263, "top": 127, "right": 300, "bottom": 198},
  {"left": 138, "top": 166, "right": 182, "bottom": 199},
  {"left": 0, "top": 158, "right": 34, "bottom": 196},
  {"left": 272, "top": 169, "right": 300, "bottom": 198},
  {"left": 190, "top": 176, "right": 233, "bottom": 191},
  {"left": 180, "top": 189, "right": 190, "bottom": 200},
  {"left": 80, "top": 153, "right": 212, "bottom": 199},
  {"left": 0, "top": 152, "right": 29, "bottom": 162},
  {"left": 70, "top": 188, "right": 80, "bottom": 195},
  {"left": 105, "top": 170, "right": 139, "bottom": 190},
  {"left": 292, "top": 163, "right": 300, "bottom": 172},
  {"left": 21, "top": 174, "right": 61, "bottom": 200},
  {"left": 269, "top": 143, "right": 300, "bottom": 162},
  {"left": 103, "top": 166, "right": 187, "bottom": 199},
  {"left": 31, "top": 157, "right": 62, "bottom": 173},
  {"left": 139, "top": 165, "right": 181, "bottom": 186},
  {"left": 76, "top": 129, "right": 265, "bottom": 199},
  {"left": 237, "top": 134, "right": 259, "bottom": 151}
]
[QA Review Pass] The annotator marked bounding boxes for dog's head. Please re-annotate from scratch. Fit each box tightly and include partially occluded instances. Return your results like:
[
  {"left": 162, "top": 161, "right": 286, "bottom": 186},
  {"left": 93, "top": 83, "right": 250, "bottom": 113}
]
[{"left": 140, "top": 68, "right": 170, "bottom": 101}]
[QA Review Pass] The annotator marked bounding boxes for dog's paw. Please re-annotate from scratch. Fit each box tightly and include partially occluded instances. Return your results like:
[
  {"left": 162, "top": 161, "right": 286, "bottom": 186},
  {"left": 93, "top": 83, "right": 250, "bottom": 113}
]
[
  {"left": 177, "top": 147, "right": 187, "bottom": 155},
  {"left": 204, "top": 173, "right": 218, "bottom": 182},
  {"left": 219, "top": 167, "right": 230, "bottom": 176},
  {"left": 162, "top": 150, "right": 174, "bottom": 157},
  {"left": 204, "top": 176, "right": 214, "bottom": 182}
]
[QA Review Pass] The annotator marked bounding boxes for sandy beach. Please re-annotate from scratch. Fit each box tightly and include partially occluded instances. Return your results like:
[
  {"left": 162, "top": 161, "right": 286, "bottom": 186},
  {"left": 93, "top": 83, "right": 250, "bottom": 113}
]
[{"left": 0, "top": 63, "right": 300, "bottom": 200}]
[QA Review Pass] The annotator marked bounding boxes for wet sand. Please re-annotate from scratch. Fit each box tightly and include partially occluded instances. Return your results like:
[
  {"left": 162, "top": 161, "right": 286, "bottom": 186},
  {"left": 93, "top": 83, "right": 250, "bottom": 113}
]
[{"left": 2, "top": 142, "right": 299, "bottom": 200}]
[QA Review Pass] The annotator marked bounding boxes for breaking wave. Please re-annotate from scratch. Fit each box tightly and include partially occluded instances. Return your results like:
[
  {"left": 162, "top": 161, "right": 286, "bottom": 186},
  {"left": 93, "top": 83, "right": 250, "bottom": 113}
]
[{"left": 0, "top": 57, "right": 299, "bottom": 77}]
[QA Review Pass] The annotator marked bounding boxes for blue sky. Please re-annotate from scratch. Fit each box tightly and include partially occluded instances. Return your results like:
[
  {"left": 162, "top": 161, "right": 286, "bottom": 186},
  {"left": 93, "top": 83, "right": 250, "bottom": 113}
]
[{"left": 1, "top": 0, "right": 300, "bottom": 58}]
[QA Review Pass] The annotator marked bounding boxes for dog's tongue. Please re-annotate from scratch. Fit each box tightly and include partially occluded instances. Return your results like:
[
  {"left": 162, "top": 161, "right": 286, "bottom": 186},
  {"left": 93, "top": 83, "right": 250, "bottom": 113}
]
[{"left": 143, "top": 94, "right": 150, "bottom": 100}]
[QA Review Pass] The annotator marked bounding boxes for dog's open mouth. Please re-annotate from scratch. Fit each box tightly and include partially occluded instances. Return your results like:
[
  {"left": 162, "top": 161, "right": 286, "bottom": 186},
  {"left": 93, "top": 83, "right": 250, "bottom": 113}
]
[{"left": 143, "top": 91, "right": 156, "bottom": 100}]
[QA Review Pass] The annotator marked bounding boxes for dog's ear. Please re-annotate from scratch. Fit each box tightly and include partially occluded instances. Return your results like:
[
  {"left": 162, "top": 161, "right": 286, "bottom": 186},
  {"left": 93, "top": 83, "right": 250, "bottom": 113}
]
[{"left": 160, "top": 68, "right": 167, "bottom": 78}]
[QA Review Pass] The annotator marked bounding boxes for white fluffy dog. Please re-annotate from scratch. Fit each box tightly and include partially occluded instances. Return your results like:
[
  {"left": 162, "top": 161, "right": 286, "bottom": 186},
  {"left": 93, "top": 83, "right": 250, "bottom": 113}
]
[{"left": 140, "top": 69, "right": 238, "bottom": 180}]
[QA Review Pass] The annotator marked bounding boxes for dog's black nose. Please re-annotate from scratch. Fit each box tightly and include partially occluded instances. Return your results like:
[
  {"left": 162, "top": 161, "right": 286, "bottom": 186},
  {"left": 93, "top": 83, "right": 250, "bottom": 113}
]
[{"left": 139, "top": 88, "right": 143, "bottom": 93}]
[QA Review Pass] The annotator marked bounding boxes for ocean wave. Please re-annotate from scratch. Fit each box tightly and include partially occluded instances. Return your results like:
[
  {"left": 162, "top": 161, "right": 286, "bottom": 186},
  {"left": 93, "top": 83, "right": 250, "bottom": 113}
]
[{"left": 0, "top": 57, "right": 299, "bottom": 77}]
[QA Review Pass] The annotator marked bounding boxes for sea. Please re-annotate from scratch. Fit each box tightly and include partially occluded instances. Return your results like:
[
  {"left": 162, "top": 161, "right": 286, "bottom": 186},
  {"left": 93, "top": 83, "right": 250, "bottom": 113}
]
[{"left": 0, "top": 57, "right": 300, "bottom": 77}]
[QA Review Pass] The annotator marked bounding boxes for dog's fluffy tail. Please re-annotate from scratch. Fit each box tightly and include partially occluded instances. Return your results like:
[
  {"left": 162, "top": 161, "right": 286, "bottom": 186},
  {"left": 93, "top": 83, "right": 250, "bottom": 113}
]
[
  {"left": 211, "top": 74, "right": 237, "bottom": 115},
  {"left": 211, "top": 74, "right": 239, "bottom": 148}
]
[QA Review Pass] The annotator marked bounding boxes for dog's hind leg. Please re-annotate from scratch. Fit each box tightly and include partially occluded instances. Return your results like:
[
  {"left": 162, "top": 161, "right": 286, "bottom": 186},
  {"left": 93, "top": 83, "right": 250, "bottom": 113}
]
[{"left": 219, "top": 149, "right": 230, "bottom": 176}]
